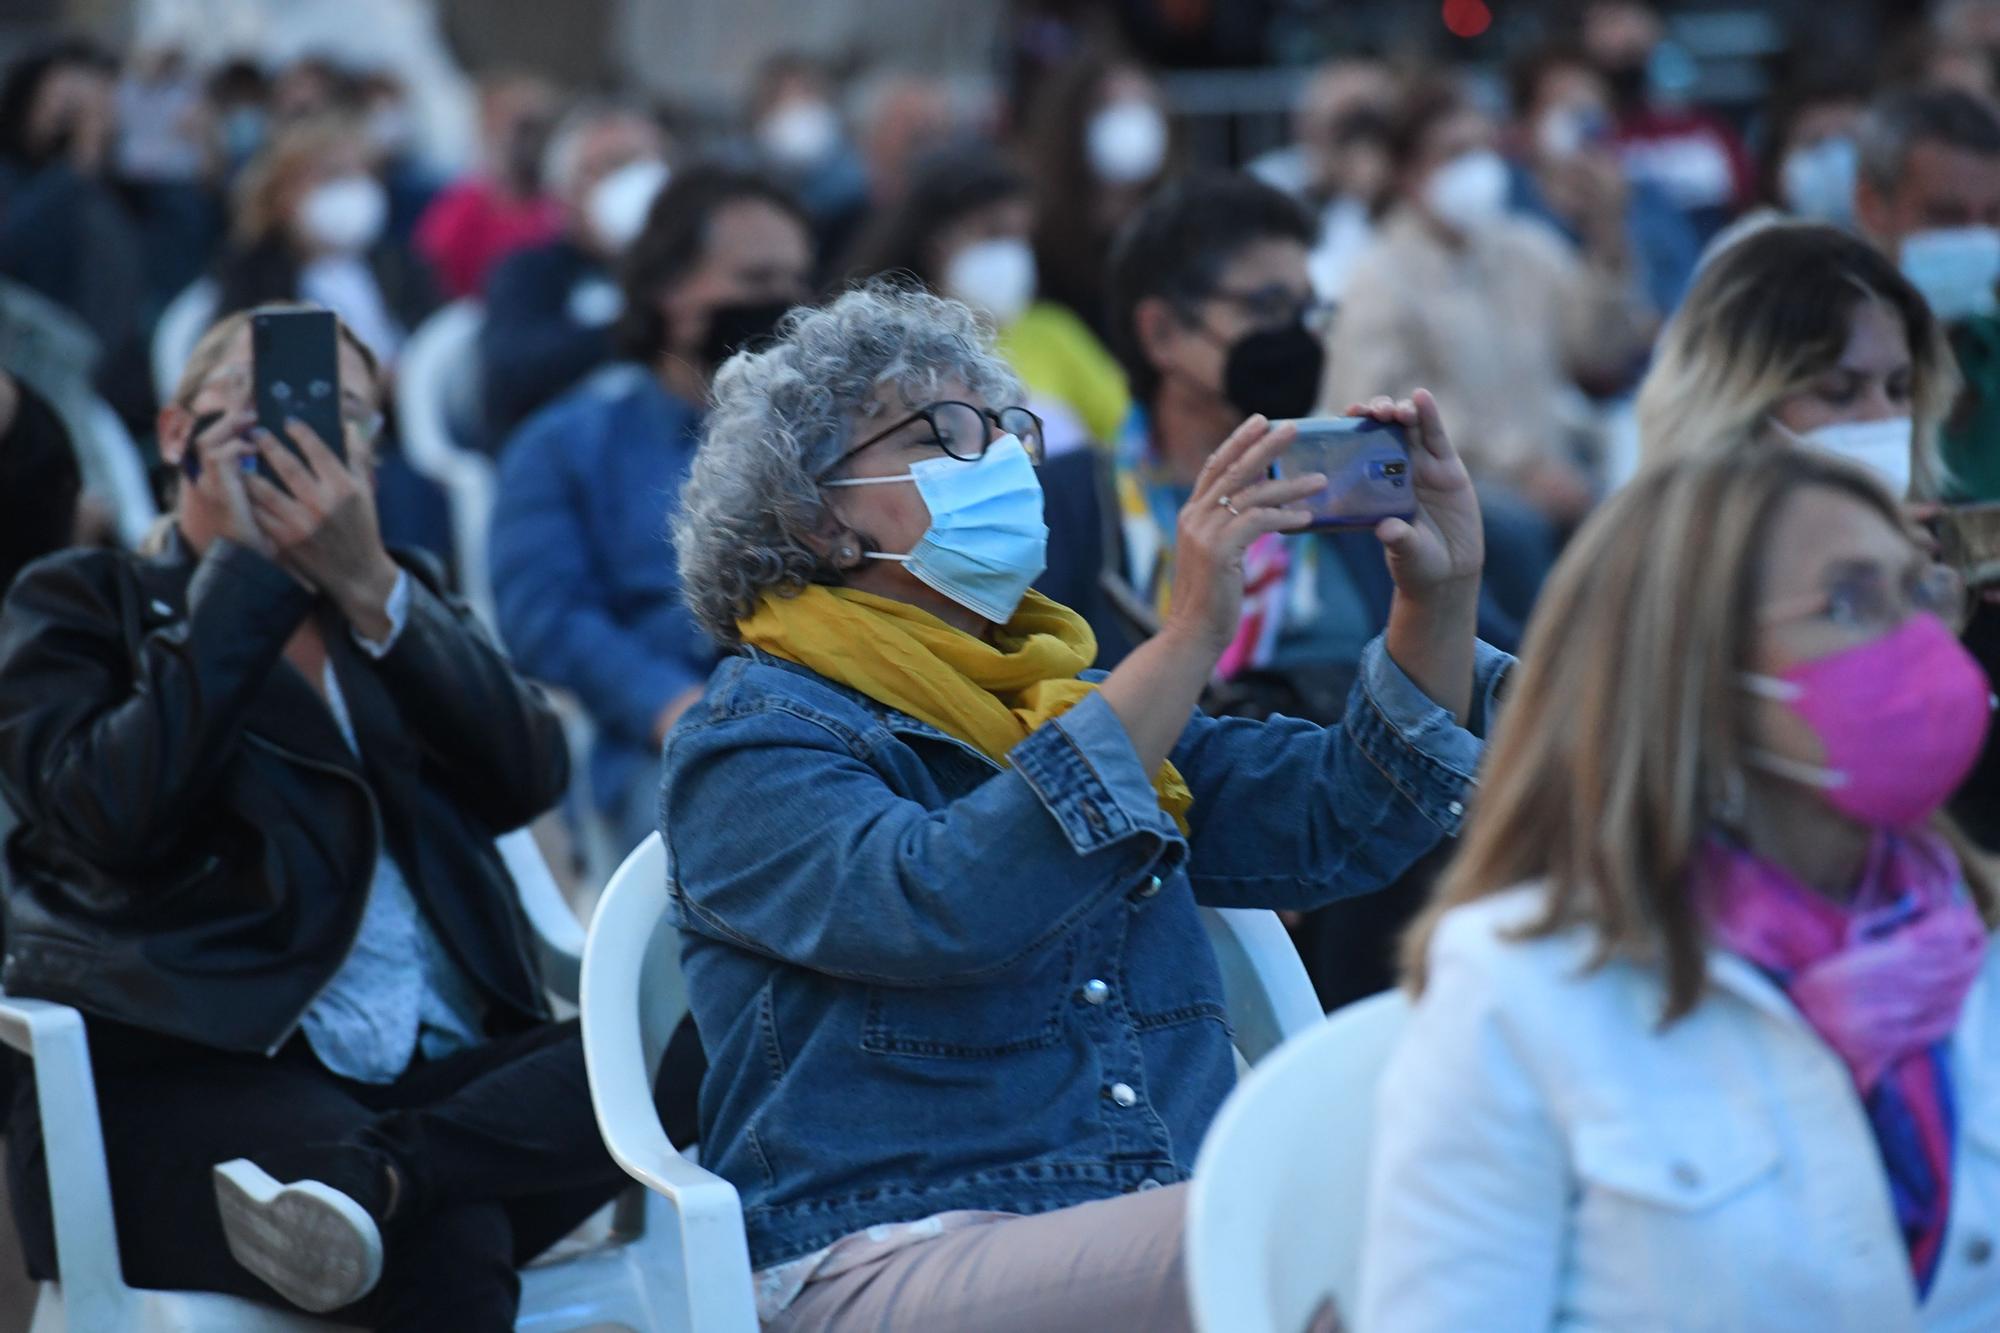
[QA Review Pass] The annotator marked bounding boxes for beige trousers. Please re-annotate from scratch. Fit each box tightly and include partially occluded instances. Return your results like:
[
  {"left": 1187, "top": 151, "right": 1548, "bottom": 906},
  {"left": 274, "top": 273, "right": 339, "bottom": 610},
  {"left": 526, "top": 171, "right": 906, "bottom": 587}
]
[{"left": 764, "top": 1182, "right": 1193, "bottom": 1333}]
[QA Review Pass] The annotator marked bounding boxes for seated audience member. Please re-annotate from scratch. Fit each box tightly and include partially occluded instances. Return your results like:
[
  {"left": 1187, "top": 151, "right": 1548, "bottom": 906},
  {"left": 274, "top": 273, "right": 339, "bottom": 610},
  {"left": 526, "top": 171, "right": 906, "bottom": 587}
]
[
  {"left": 1637, "top": 221, "right": 1956, "bottom": 500},
  {"left": 413, "top": 72, "right": 563, "bottom": 300},
  {"left": 0, "top": 41, "right": 148, "bottom": 424},
  {"left": 1247, "top": 57, "right": 1399, "bottom": 304},
  {"left": 1851, "top": 87, "right": 2000, "bottom": 502},
  {"left": 663, "top": 282, "right": 1505, "bottom": 1331},
  {"left": 215, "top": 116, "right": 437, "bottom": 363},
  {"left": 206, "top": 58, "right": 273, "bottom": 179},
  {"left": 1580, "top": 0, "right": 1755, "bottom": 238},
  {"left": 1044, "top": 172, "right": 1523, "bottom": 694},
  {"left": 479, "top": 101, "right": 670, "bottom": 442},
  {"left": 0, "top": 306, "right": 678, "bottom": 1330},
  {"left": 1362, "top": 444, "right": 1998, "bottom": 1332},
  {"left": 744, "top": 54, "right": 870, "bottom": 263},
  {"left": 842, "top": 147, "right": 1129, "bottom": 451},
  {"left": 1846, "top": 89, "right": 2000, "bottom": 851},
  {"left": 1024, "top": 52, "right": 1176, "bottom": 338},
  {"left": 1757, "top": 74, "right": 1870, "bottom": 228},
  {"left": 1507, "top": 43, "right": 1701, "bottom": 317},
  {"left": 491, "top": 167, "right": 812, "bottom": 856},
  {"left": 0, "top": 369, "right": 80, "bottom": 596},
  {"left": 1325, "top": 81, "right": 1655, "bottom": 527}
]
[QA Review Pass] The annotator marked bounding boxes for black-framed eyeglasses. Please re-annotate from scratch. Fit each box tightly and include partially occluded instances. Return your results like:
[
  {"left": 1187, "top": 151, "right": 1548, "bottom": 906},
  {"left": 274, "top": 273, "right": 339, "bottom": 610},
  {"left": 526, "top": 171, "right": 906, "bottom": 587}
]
[
  {"left": 1202, "top": 285, "right": 1332, "bottom": 332},
  {"left": 822, "top": 400, "right": 1046, "bottom": 476}
]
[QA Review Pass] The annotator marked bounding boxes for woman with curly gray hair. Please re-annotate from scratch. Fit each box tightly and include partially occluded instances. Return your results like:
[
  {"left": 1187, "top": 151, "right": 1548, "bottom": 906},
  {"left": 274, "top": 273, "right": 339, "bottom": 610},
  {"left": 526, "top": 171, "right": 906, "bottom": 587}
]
[{"left": 663, "top": 282, "right": 1506, "bottom": 1330}]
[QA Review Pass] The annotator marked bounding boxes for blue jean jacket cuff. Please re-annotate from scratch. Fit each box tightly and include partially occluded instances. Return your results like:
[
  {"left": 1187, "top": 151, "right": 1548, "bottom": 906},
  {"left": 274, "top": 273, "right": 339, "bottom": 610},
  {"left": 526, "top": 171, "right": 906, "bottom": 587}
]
[
  {"left": 1351, "top": 637, "right": 1513, "bottom": 835},
  {"left": 1011, "top": 691, "right": 1181, "bottom": 856}
]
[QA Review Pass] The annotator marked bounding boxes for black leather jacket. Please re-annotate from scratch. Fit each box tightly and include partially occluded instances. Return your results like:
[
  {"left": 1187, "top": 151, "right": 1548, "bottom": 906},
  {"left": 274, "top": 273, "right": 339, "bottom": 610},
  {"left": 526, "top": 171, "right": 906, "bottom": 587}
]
[{"left": 0, "top": 533, "right": 569, "bottom": 1054}]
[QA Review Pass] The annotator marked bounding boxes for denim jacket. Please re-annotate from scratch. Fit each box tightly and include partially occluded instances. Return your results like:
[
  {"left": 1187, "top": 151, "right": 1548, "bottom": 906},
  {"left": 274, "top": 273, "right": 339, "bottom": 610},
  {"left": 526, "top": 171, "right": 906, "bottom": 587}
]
[{"left": 660, "top": 633, "right": 1511, "bottom": 1269}]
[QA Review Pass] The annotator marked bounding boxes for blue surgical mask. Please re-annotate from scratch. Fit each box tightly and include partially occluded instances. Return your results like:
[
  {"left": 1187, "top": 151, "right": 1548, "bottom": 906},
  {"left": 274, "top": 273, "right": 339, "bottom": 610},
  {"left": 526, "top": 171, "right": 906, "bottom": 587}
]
[
  {"left": 1901, "top": 226, "right": 2000, "bottom": 323},
  {"left": 824, "top": 434, "right": 1049, "bottom": 624}
]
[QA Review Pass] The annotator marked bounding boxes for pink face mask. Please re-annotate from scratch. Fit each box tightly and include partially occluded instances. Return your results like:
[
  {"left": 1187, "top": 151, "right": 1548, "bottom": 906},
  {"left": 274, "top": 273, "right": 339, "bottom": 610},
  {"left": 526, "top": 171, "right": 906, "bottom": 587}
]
[{"left": 1741, "top": 613, "right": 1994, "bottom": 829}]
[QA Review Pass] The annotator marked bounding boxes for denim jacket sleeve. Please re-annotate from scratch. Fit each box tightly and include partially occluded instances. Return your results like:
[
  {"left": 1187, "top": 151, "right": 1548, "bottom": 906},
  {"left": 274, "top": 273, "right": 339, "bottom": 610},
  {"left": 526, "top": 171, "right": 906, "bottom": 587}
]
[
  {"left": 662, "top": 689, "right": 1185, "bottom": 988},
  {"left": 1173, "top": 635, "right": 1511, "bottom": 911}
]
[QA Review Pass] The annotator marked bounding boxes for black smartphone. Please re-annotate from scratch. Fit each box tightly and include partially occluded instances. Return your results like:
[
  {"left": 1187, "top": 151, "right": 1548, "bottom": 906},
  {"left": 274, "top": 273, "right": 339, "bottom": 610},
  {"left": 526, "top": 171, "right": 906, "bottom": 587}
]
[
  {"left": 251, "top": 309, "right": 345, "bottom": 480},
  {"left": 1268, "top": 417, "right": 1417, "bottom": 530}
]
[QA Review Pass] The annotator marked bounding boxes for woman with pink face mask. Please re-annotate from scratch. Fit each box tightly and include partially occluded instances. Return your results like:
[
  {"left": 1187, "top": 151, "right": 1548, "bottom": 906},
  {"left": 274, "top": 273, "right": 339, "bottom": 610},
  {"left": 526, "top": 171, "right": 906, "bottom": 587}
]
[{"left": 1360, "top": 444, "right": 2000, "bottom": 1333}]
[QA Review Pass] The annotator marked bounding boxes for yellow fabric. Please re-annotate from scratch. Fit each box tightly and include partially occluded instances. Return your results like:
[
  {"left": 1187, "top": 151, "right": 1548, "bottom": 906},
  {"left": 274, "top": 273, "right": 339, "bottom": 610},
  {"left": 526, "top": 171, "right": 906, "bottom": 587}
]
[
  {"left": 998, "top": 301, "right": 1132, "bottom": 446},
  {"left": 737, "top": 584, "right": 1192, "bottom": 832}
]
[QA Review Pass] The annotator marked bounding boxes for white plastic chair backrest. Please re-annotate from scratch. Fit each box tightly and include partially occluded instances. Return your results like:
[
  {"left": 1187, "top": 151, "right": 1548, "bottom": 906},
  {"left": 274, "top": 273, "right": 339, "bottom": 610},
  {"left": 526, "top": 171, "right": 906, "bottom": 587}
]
[
  {"left": 579, "top": 832, "right": 757, "bottom": 1332},
  {"left": 151, "top": 278, "right": 217, "bottom": 404},
  {"left": 1185, "top": 989, "right": 1411, "bottom": 1333},
  {"left": 1199, "top": 905, "right": 1325, "bottom": 1067},
  {"left": 394, "top": 300, "right": 496, "bottom": 625},
  {"left": 82, "top": 397, "right": 161, "bottom": 549},
  {"left": 497, "top": 827, "right": 585, "bottom": 1002}
]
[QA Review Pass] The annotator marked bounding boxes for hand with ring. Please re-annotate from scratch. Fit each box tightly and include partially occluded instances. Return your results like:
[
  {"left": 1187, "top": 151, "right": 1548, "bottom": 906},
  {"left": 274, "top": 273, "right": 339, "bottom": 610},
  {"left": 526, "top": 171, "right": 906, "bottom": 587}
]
[{"left": 1162, "top": 415, "right": 1325, "bottom": 658}]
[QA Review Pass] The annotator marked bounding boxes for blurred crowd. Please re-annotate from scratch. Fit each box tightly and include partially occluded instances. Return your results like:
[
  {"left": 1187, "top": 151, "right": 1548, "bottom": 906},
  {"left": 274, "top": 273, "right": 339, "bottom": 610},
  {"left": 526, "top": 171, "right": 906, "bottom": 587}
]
[
  {"left": 4, "top": 0, "right": 2000, "bottom": 1325},
  {"left": 5, "top": 0, "right": 2000, "bottom": 994}
]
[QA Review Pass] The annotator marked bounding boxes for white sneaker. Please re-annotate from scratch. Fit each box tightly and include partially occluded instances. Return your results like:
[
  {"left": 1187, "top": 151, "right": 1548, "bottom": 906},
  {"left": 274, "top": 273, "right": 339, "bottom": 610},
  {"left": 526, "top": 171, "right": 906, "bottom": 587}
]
[{"left": 212, "top": 1158, "right": 384, "bottom": 1313}]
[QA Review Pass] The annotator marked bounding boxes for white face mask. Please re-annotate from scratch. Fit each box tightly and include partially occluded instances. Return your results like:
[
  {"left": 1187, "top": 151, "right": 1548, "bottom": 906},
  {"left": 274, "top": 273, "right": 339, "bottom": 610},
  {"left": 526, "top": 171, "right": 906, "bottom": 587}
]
[
  {"left": 1901, "top": 226, "right": 2000, "bottom": 323},
  {"left": 587, "top": 158, "right": 671, "bottom": 253},
  {"left": 1778, "top": 136, "right": 1857, "bottom": 225},
  {"left": 758, "top": 99, "right": 843, "bottom": 167},
  {"left": 1781, "top": 415, "right": 1915, "bottom": 498},
  {"left": 1423, "top": 149, "right": 1510, "bottom": 233},
  {"left": 298, "top": 175, "right": 387, "bottom": 253},
  {"left": 942, "top": 238, "right": 1037, "bottom": 324},
  {"left": 1086, "top": 100, "right": 1168, "bottom": 185}
]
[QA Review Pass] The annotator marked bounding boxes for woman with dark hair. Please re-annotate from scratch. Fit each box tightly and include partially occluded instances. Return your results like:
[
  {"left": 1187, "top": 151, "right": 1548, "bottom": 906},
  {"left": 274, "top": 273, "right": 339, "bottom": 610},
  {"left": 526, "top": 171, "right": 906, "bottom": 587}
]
[
  {"left": 488, "top": 164, "right": 814, "bottom": 855},
  {"left": 1020, "top": 52, "right": 1175, "bottom": 339},
  {"left": 843, "top": 147, "right": 1128, "bottom": 451}
]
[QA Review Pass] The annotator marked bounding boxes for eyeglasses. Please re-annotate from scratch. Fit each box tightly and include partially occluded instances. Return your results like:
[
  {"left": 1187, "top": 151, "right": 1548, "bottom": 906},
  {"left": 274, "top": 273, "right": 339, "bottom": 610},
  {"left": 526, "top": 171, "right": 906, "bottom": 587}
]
[
  {"left": 1203, "top": 285, "right": 1332, "bottom": 332},
  {"left": 1761, "top": 561, "right": 1970, "bottom": 635},
  {"left": 823, "top": 400, "right": 1046, "bottom": 476}
]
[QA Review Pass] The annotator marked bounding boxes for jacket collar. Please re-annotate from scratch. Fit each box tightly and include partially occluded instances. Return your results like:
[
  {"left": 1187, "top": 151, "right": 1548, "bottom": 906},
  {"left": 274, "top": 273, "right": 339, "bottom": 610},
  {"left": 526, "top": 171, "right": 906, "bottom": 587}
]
[{"left": 133, "top": 528, "right": 401, "bottom": 779}]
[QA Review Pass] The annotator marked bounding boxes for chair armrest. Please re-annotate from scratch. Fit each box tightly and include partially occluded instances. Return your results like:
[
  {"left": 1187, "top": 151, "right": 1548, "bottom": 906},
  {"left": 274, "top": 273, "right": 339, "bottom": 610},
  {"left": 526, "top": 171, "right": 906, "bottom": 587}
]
[
  {"left": 497, "top": 828, "right": 585, "bottom": 1005},
  {"left": 0, "top": 993, "right": 130, "bottom": 1327},
  {"left": 1200, "top": 906, "right": 1325, "bottom": 1066}
]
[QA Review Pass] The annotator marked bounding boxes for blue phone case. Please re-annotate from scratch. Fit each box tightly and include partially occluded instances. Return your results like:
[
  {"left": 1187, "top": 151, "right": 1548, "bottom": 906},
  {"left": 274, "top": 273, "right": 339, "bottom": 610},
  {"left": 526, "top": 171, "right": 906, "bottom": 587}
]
[{"left": 1270, "top": 417, "right": 1416, "bottom": 529}]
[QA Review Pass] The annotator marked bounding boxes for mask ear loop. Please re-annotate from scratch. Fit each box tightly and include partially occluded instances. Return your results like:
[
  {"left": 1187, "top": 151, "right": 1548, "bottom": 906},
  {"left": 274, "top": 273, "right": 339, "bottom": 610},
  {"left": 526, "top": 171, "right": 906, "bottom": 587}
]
[
  {"left": 1737, "top": 671, "right": 1848, "bottom": 790},
  {"left": 820, "top": 473, "right": 917, "bottom": 562}
]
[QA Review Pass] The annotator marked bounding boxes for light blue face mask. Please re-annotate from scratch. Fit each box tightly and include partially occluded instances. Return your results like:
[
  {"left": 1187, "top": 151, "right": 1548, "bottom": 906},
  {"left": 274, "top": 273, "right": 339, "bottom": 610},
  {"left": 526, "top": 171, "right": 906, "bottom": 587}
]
[
  {"left": 1901, "top": 226, "right": 2000, "bottom": 323},
  {"left": 824, "top": 434, "right": 1049, "bottom": 624}
]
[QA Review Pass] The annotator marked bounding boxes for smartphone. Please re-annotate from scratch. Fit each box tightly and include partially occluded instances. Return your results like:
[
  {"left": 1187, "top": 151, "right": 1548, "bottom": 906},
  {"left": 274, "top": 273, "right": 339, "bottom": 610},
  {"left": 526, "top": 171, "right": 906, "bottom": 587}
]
[
  {"left": 251, "top": 308, "right": 345, "bottom": 480},
  {"left": 1269, "top": 417, "right": 1417, "bottom": 530},
  {"left": 1938, "top": 502, "right": 2000, "bottom": 588}
]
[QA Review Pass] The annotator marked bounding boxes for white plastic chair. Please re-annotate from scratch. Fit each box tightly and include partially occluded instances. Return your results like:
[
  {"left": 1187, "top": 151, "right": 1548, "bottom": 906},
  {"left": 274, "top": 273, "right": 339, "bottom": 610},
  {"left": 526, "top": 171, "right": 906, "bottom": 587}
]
[
  {"left": 394, "top": 301, "right": 497, "bottom": 626},
  {"left": 579, "top": 832, "right": 1328, "bottom": 1333},
  {"left": 1183, "top": 989, "right": 1412, "bottom": 1333},
  {"left": 151, "top": 278, "right": 217, "bottom": 405},
  {"left": 1, "top": 827, "right": 678, "bottom": 1333}
]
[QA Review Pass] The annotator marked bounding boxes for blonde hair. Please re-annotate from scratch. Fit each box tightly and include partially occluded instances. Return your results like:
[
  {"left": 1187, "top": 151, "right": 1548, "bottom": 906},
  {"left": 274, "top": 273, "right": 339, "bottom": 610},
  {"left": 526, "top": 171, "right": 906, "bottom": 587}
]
[
  {"left": 1637, "top": 221, "right": 1960, "bottom": 499},
  {"left": 228, "top": 115, "right": 367, "bottom": 248},
  {"left": 1404, "top": 445, "right": 1995, "bottom": 1021}
]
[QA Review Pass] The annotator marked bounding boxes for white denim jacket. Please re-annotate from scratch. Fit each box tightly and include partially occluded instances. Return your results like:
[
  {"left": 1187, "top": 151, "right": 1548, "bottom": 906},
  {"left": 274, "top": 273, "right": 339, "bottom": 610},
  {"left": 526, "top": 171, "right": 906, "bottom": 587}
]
[{"left": 1360, "top": 886, "right": 2000, "bottom": 1333}]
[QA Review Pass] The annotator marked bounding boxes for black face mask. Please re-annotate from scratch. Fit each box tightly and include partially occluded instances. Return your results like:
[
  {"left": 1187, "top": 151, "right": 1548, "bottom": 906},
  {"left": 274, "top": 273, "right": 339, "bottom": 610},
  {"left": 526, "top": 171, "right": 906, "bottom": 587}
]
[
  {"left": 1221, "top": 320, "right": 1326, "bottom": 422},
  {"left": 701, "top": 299, "right": 793, "bottom": 367}
]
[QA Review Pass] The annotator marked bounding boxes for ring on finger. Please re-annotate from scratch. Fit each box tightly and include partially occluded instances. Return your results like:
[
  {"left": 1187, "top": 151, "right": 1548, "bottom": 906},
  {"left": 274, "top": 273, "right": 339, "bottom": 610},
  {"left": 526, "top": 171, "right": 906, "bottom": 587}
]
[{"left": 1218, "top": 494, "right": 1241, "bottom": 517}]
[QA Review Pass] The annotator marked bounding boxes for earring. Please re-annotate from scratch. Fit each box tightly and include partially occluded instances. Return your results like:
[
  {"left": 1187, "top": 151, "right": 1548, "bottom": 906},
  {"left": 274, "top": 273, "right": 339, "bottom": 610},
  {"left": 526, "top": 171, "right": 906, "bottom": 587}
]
[{"left": 839, "top": 545, "right": 857, "bottom": 562}]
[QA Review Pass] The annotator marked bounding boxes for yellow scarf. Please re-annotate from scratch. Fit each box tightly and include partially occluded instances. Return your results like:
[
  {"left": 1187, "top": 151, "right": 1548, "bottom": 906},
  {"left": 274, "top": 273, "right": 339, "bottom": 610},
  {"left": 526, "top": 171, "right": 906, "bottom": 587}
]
[{"left": 737, "top": 585, "right": 1192, "bottom": 832}]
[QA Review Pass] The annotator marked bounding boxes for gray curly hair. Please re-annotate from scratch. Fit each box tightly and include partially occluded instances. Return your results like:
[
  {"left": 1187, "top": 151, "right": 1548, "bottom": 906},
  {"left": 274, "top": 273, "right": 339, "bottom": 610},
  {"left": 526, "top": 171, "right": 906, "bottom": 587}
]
[{"left": 674, "top": 282, "right": 1023, "bottom": 645}]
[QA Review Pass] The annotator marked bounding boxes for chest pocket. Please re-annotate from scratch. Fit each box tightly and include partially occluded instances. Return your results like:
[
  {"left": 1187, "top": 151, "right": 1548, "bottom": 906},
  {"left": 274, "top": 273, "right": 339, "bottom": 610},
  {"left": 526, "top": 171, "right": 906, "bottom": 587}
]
[
  {"left": 1573, "top": 1107, "right": 1780, "bottom": 1212},
  {"left": 860, "top": 934, "right": 1078, "bottom": 1059}
]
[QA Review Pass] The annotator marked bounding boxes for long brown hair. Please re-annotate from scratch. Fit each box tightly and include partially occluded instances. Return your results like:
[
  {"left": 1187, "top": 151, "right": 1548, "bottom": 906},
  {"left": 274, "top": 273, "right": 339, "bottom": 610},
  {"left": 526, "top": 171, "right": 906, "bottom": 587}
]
[
  {"left": 1404, "top": 444, "right": 1996, "bottom": 1021},
  {"left": 227, "top": 114, "right": 367, "bottom": 248}
]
